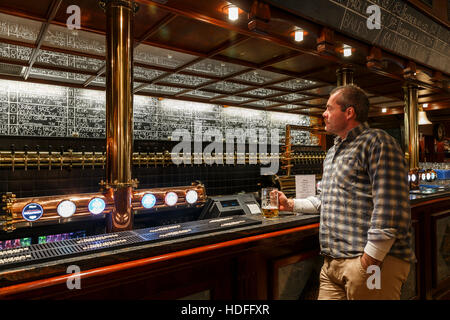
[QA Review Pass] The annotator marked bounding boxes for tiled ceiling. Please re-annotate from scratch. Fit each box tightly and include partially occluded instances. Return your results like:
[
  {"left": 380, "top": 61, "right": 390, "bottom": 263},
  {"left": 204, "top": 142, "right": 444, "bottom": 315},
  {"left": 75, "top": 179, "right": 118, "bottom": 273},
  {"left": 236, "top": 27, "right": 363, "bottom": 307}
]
[{"left": 0, "top": 0, "right": 448, "bottom": 119}]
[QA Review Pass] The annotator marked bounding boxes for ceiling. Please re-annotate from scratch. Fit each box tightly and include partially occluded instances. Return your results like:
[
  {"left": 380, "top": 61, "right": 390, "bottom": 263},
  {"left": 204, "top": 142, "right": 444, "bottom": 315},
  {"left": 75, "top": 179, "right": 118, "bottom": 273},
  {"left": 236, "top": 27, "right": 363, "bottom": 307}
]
[{"left": 0, "top": 0, "right": 448, "bottom": 120}]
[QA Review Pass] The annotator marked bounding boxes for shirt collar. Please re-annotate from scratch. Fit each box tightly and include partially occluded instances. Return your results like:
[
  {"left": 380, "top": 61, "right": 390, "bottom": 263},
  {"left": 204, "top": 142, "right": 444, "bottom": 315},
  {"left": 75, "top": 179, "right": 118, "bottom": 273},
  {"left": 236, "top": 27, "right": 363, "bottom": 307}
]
[{"left": 334, "top": 122, "right": 369, "bottom": 145}]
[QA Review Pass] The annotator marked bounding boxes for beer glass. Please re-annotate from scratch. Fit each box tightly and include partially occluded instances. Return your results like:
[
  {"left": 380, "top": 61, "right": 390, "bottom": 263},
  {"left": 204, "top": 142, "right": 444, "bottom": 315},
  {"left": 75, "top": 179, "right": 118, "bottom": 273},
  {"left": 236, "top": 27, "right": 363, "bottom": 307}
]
[{"left": 261, "top": 187, "right": 279, "bottom": 218}]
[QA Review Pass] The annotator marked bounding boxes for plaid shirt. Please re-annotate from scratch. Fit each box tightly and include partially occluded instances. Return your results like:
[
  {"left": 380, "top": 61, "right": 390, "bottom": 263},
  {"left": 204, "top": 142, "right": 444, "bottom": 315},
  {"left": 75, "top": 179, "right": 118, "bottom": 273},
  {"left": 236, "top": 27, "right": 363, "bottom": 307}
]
[{"left": 318, "top": 122, "right": 415, "bottom": 262}]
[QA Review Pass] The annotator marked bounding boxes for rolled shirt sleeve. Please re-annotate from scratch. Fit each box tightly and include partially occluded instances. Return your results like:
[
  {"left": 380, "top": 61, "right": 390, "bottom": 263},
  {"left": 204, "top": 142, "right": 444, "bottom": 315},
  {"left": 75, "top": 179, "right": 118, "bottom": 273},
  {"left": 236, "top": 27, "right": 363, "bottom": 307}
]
[{"left": 293, "top": 196, "right": 321, "bottom": 214}]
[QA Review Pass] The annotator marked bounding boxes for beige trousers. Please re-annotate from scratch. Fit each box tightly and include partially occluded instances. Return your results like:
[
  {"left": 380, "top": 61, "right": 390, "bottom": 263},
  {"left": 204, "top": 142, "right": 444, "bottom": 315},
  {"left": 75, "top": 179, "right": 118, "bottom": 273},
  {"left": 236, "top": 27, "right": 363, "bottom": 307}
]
[{"left": 318, "top": 255, "right": 410, "bottom": 300}]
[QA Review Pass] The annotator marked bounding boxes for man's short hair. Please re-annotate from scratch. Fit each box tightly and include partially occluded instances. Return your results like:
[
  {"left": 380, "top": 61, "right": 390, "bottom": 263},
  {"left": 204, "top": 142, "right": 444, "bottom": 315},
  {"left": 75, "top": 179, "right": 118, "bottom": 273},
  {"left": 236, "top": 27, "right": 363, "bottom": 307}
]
[{"left": 329, "top": 85, "right": 370, "bottom": 123}]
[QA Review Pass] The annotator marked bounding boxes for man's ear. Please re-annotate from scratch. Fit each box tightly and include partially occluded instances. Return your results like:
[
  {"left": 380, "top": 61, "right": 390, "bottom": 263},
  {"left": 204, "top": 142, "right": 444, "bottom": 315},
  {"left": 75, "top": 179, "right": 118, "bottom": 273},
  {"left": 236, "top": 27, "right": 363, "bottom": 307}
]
[{"left": 346, "top": 106, "right": 356, "bottom": 120}]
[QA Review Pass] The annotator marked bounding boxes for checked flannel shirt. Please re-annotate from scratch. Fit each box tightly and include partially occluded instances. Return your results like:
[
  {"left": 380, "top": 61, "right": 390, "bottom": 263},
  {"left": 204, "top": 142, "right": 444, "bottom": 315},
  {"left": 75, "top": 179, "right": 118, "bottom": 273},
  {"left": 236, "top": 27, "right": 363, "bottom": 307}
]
[{"left": 317, "top": 122, "right": 415, "bottom": 262}]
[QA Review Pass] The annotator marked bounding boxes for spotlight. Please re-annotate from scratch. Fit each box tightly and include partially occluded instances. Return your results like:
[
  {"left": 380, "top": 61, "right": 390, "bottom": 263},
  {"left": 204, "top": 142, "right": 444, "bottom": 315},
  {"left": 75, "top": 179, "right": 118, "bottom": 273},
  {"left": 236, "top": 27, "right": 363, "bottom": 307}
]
[
  {"left": 228, "top": 5, "right": 239, "bottom": 21},
  {"left": 57, "top": 200, "right": 77, "bottom": 218},
  {"left": 294, "top": 29, "right": 304, "bottom": 42},
  {"left": 343, "top": 44, "right": 352, "bottom": 57}
]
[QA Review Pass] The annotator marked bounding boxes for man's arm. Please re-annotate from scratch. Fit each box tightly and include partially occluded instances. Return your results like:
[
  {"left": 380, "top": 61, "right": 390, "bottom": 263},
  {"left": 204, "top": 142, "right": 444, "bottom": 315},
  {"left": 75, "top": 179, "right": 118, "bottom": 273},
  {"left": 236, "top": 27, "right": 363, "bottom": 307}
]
[
  {"left": 276, "top": 191, "right": 320, "bottom": 214},
  {"left": 363, "top": 134, "right": 411, "bottom": 267}
]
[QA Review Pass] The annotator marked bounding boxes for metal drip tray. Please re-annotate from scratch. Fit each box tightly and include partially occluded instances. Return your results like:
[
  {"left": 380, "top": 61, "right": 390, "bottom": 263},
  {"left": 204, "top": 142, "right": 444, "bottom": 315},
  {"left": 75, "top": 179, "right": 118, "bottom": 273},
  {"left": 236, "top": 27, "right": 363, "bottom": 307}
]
[{"left": 0, "top": 216, "right": 261, "bottom": 270}]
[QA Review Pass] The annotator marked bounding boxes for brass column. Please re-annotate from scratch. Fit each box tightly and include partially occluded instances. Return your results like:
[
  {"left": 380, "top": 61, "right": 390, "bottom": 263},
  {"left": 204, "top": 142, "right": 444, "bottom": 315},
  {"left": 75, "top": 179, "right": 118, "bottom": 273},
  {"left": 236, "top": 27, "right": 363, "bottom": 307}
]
[
  {"left": 102, "top": 0, "right": 136, "bottom": 232},
  {"left": 336, "top": 66, "right": 354, "bottom": 86},
  {"left": 403, "top": 84, "right": 419, "bottom": 170}
]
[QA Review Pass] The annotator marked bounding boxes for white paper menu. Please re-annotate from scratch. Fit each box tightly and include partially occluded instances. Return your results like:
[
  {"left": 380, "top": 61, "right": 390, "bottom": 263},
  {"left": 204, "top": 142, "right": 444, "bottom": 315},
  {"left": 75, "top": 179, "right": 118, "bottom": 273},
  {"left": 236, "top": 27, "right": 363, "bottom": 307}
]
[{"left": 295, "top": 175, "right": 316, "bottom": 199}]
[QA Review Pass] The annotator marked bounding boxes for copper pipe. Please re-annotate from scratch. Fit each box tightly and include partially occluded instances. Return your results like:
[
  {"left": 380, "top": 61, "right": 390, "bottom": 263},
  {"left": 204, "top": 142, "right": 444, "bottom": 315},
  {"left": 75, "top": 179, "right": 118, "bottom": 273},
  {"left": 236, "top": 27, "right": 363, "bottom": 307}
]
[
  {"left": 5, "top": 192, "right": 113, "bottom": 227},
  {"left": 336, "top": 67, "right": 354, "bottom": 86},
  {"left": 403, "top": 84, "right": 419, "bottom": 170},
  {"left": 284, "top": 125, "right": 292, "bottom": 176},
  {"left": 131, "top": 183, "right": 206, "bottom": 211},
  {"left": 104, "top": 0, "right": 135, "bottom": 232},
  {"left": 1, "top": 184, "right": 207, "bottom": 232}
]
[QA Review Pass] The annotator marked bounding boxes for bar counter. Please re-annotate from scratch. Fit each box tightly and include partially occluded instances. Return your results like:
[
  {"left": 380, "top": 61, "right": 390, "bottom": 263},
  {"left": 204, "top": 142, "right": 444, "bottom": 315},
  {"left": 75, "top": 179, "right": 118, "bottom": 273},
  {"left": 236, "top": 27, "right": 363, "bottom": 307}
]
[
  {"left": 408, "top": 184, "right": 450, "bottom": 300},
  {"left": 0, "top": 186, "right": 449, "bottom": 300},
  {"left": 0, "top": 213, "right": 321, "bottom": 299}
]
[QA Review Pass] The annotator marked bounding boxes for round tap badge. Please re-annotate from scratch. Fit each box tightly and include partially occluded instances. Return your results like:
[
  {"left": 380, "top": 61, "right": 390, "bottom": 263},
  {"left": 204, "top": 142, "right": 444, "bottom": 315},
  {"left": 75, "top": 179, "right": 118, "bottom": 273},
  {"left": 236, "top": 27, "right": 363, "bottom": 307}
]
[
  {"left": 142, "top": 193, "right": 157, "bottom": 209},
  {"left": 88, "top": 197, "right": 106, "bottom": 215},
  {"left": 164, "top": 192, "right": 178, "bottom": 206},
  {"left": 22, "top": 203, "right": 44, "bottom": 222},
  {"left": 57, "top": 200, "right": 77, "bottom": 218},
  {"left": 185, "top": 190, "right": 198, "bottom": 204}
]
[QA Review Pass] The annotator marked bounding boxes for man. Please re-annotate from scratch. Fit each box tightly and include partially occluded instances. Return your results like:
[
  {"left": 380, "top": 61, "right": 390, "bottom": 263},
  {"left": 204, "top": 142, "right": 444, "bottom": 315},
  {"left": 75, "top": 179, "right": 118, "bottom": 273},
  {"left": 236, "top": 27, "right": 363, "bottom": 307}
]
[{"left": 277, "top": 84, "right": 415, "bottom": 300}]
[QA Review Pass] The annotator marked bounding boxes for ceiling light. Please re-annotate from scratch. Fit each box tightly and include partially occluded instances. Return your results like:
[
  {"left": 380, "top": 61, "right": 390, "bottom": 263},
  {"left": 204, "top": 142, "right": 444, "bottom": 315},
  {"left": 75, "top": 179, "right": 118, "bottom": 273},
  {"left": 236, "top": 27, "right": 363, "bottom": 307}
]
[
  {"left": 294, "top": 29, "right": 304, "bottom": 42},
  {"left": 343, "top": 44, "right": 352, "bottom": 57},
  {"left": 418, "top": 107, "right": 432, "bottom": 125},
  {"left": 228, "top": 5, "right": 239, "bottom": 21}
]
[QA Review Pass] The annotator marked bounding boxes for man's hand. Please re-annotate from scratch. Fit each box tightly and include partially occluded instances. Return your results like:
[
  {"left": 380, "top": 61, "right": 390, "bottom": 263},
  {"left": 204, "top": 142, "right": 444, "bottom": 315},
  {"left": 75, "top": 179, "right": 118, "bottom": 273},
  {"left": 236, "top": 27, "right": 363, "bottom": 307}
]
[
  {"left": 360, "top": 253, "right": 382, "bottom": 270},
  {"left": 276, "top": 191, "right": 294, "bottom": 212}
]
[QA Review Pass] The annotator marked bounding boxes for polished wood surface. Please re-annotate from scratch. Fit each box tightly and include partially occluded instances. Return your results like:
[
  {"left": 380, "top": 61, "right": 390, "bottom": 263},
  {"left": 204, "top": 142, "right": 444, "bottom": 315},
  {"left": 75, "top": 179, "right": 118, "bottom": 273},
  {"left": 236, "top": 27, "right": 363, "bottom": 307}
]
[{"left": 0, "top": 222, "right": 320, "bottom": 299}]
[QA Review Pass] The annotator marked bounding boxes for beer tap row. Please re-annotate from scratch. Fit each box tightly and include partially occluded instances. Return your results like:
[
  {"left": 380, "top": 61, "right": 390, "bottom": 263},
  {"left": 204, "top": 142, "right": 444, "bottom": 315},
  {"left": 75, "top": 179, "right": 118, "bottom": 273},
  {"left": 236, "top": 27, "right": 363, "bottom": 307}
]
[{"left": 0, "top": 146, "right": 326, "bottom": 170}]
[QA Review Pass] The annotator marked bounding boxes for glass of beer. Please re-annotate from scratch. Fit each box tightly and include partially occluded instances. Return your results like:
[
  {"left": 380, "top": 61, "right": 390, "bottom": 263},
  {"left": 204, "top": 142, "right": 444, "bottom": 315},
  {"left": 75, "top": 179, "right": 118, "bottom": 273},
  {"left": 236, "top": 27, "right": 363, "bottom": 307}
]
[{"left": 261, "top": 187, "right": 279, "bottom": 218}]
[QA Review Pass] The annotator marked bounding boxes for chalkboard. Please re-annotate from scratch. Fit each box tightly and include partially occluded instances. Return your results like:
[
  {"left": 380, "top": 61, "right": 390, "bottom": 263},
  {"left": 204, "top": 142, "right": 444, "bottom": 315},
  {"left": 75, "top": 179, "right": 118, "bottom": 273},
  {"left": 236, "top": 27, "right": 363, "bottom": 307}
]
[
  {"left": 267, "top": 0, "right": 450, "bottom": 73},
  {"left": 0, "top": 79, "right": 315, "bottom": 145}
]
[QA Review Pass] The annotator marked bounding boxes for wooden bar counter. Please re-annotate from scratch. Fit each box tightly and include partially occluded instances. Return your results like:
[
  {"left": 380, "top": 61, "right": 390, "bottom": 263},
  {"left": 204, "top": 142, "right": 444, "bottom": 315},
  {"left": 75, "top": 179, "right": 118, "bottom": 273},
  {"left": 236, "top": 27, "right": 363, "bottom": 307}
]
[
  {"left": 409, "top": 188, "right": 450, "bottom": 300},
  {"left": 0, "top": 188, "right": 449, "bottom": 300},
  {"left": 0, "top": 214, "right": 321, "bottom": 300}
]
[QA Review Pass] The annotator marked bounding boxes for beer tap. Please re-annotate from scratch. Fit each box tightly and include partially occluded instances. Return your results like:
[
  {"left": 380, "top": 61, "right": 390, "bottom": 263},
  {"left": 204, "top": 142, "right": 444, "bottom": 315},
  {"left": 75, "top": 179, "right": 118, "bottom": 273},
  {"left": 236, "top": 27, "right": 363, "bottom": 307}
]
[
  {"left": 60, "top": 146, "right": 64, "bottom": 170},
  {"left": 48, "top": 145, "right": 52, "bottom": 171},
  {"left": 24, "top": 145, "right": 28, "bottom": 171},
  {"left": 153, "top": 147, "right": 158, "bottom": 168},
  {"left": 36, "top": 145, "right": 40, "bottom": 171},
  {"left": 81, "top": 145, "right": 85, "bottom": 169},
  {"left": 91, "top": 146, "right": 96, "bottom": 169},
  {"left": 101, "top": 146, "right": 105, "bottom": 169},
  {"left": 137, "top": 145, "right": 141, "bottom": 168},
  {"left": 68, "top": 147, "right": 73, "bottom": 170},
  {"left": 10, "top": 144, "right": 15, "bottom": 172}
]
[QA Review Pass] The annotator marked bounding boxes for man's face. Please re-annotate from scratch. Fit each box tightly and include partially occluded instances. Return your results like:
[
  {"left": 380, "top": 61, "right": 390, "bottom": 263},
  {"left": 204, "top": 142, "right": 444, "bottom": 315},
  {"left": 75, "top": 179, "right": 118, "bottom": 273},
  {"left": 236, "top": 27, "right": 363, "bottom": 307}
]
[{"left": 322, "top": 92, "right": 349, "bottom": 136}]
